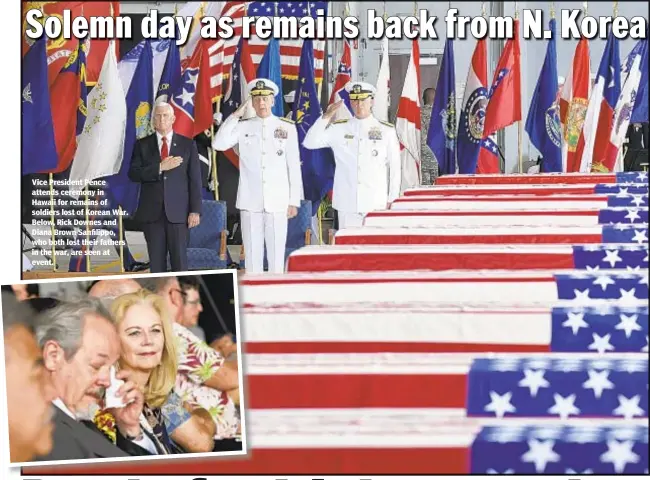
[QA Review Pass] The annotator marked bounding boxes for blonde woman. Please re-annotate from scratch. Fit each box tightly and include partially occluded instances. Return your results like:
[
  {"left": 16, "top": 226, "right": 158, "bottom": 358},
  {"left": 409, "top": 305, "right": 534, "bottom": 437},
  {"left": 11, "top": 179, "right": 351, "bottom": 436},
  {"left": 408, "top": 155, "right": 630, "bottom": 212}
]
[{"left": 94, "top": 290, "right": 215, "bottom": 454}]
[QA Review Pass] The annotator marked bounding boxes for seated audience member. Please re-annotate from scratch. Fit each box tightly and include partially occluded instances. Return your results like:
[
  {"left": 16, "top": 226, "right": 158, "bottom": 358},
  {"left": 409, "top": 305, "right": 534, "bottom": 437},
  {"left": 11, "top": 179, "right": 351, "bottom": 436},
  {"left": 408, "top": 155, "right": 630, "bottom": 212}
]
[
  {"left": 211, "top": 332, "right": 238, "bottom": 364},
  {"left": 178, "top": 276, "right": 206, "bottom": 341},
  {"left": 154, "top": 277, "right": 241, "bottom": 445},
  {"left": 3, "top": 293, "right": 56, "bottom": 463},
  {"left": 95, "top": 290, "right": 215, "bottom": 454},
  {"left": 33, "top": 299, "right": 147, "bottom": 460},
  {"left": 88, "top": 278, "right": 143, "bottom": 302}
]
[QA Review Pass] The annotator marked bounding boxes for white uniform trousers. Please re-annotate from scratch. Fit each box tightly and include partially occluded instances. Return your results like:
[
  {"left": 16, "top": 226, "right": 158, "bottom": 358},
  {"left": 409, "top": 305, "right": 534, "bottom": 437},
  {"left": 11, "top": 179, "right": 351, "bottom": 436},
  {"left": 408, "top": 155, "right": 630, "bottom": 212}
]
[
  {"left": 240, "top": 210, "right": 288, "bottom": 274},
  {"left": 337, "top": 212, "right": 366, "bottom": 230}
]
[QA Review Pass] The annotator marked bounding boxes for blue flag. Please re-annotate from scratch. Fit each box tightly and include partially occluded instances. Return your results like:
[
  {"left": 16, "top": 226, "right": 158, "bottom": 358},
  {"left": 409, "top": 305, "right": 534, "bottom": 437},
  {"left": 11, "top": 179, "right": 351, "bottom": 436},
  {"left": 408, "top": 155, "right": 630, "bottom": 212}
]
[
  {"left": 221, "top": 38, "right": 246, "bottom": 120},
  {"left": 631, "top": 39, "right": 648, "bottom": 123},
  {"left": 293, "top": 39, "right": 334, "bottom": 215},
  {"left": 256, "top": 37, "right": 284, "bottom": 117},
  {"left": 22, "top": 38, "right": 58, "bottom": 175},
  {"left": 156, "top": 35, "right": 181, "bottom": 102},
  {"left": 525, "top": 18, "right": 562, "bottom": 173},
  {"left": 107, "top": 40, "right": 154, "bottom": 215},
  {"left": 427, "top": 38, "right": 456, "bottom": 176}
]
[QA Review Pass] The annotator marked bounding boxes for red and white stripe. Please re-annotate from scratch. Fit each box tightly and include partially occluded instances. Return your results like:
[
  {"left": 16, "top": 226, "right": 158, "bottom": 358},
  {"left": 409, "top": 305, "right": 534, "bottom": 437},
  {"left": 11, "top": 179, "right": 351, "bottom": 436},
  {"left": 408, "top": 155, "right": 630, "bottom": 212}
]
[
  {"left": 200, "top": 1, "right": 326, "bottom": 102},
  {"left": 242, "top": 303, "right": 554, "bottom": 354},
  {"left": 25, "top": 407, "right": 642, "bottom": 475},
  {"left": 391, "top": 195, "right": 616, "bottom": 211},
  {"left": 364, "top": 209, "right": 606, "bottom": 227},
  {"left": 285, "top": 244, "right": 590, "bottom": 273},
  {"left": 404, "top": 183, "right": 636, "bottom": 196},
  {"left": 239, "top": 269, "right": 608, "bottom": 305},
  {"left": 435, "top": 172, "right": 621, "bottom": 185},
  {"left": 395, "top": 38, "right": 421, "bottom": 189},
  {"left": 334, "top": 224, "right": 611, "bottom": 245}
]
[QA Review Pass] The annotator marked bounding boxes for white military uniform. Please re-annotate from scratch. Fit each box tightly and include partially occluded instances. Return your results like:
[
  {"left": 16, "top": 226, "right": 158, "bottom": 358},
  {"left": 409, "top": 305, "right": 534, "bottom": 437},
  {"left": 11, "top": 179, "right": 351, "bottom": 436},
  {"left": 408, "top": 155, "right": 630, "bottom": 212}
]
[
  {"left": 303, "top": 82, "right": 401, "bottom": 229},
  {"left": 212, "top": 80, "right": 303, "bottom": 273}
]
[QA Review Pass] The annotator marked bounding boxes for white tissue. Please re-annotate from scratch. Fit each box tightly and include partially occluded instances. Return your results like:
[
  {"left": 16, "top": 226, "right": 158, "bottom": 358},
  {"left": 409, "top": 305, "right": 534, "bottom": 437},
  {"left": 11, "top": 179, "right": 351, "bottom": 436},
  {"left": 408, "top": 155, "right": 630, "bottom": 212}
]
[{"left": 104, "top": 365, "right": 127, "bottom": 409}]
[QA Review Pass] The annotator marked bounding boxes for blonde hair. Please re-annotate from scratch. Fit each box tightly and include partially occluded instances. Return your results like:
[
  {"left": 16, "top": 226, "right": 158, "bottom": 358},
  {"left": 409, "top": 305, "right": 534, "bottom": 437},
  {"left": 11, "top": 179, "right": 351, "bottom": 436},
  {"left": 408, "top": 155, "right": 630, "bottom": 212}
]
[{"left": 110, "top": 289, "right": 178, "bottom": 409}]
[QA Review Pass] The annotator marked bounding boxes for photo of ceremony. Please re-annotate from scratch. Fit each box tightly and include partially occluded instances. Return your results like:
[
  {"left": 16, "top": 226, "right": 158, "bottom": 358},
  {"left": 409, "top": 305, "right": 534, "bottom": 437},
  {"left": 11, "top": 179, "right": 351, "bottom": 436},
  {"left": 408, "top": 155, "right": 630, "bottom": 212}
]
[{"left": 11, "top": 0, "right": 650, "bottom": 477}]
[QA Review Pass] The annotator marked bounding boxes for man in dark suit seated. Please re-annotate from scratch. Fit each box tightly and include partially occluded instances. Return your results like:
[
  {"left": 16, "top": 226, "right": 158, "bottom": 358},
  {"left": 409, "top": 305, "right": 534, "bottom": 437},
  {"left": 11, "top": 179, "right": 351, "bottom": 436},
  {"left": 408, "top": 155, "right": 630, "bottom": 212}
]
[
  {"left": 3, "top": 293, "right": 56, "bottom": 463},
  {"left": 128, "top": 102, "right": 202, "bottom": 273},
  {"left": 625, "top": 122, "right": 649, "bottom": 171},
  {"left": 33, "top": 299, "right": 154, "bottom": 460}
]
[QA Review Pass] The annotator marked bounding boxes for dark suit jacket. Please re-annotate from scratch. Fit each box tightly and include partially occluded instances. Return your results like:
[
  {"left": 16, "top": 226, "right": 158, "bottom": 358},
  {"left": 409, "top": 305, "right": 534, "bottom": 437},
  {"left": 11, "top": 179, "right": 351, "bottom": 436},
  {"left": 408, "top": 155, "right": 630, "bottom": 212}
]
[
  {"left": 128, "top": 132, "right": 202, "bottom": 224},
  {"left": 83, "top": 420, "right": 156, "bottom": 457},
  {"left": 34, "top": 405, "right": 129, "bottom": 461}
]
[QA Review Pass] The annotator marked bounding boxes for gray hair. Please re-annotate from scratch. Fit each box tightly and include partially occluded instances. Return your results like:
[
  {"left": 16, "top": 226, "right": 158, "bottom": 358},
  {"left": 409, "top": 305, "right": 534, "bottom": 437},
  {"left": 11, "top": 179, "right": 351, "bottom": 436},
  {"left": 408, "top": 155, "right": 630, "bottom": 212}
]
[
  {"left": 153, "top": 101, "right": 174, "bottom": 116},
  {"left": 137, "top": 276, "right": 175, "bottom": 294},
  {"left": 2, "top": 292, "right": 36, "bottom": 334},
  {"left": 34, "top": 298, "right": 114, "bottom": 359}
]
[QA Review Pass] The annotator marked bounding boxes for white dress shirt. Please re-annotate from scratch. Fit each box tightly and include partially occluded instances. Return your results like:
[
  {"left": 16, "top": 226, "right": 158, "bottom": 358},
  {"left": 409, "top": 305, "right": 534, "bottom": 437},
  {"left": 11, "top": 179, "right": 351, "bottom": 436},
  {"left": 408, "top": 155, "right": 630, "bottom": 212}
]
[{"left": 156, "top": 130, "right": 174, "bottom": 155}]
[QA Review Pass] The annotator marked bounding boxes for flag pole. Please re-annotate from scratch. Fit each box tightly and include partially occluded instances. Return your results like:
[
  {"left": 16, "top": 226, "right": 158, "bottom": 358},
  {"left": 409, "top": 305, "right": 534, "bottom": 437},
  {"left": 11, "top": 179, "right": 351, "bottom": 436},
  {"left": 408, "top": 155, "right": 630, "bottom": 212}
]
[
  {"left": 48, "top": 173, "right": 56, "bottom": 271},
  {"left": 515, "top": 4, "right": 523, "bottom": 174},
  {"left": 118, "top": 206, "right": 125, "bottom": 272},
  {"left": 613, "top": 1, "right": 618, "bottom": 16},
  {"left": 84, "top": 186, "right": 91, "bottom": 272}
]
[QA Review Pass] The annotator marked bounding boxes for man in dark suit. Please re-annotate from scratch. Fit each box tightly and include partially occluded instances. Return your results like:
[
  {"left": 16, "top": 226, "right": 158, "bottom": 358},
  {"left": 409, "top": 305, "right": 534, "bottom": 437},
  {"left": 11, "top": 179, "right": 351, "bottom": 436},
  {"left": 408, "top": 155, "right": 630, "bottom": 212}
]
[
  {"left": 34, "top": 299, "right": 154, "bottom": 460},
  {"left": 128, "top": 102, "right": 202, "bottom": 273},
  {"left": 625, "top": 122, "right": 649, "bottom": 171}
]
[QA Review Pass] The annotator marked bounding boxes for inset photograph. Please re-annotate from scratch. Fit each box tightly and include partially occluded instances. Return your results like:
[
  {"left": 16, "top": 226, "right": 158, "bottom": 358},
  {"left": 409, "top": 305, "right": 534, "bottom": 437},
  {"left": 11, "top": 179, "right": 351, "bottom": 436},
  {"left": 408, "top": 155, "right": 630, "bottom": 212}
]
[{"left": 2, "top": 271, "right": 245, "bottom": 466}]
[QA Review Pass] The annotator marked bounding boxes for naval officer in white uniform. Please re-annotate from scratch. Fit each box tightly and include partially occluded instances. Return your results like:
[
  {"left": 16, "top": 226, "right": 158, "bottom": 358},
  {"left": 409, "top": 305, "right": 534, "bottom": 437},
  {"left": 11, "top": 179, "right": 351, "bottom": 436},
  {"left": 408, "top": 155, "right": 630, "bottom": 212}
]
[
  {"left": 212, "top": 79, "right": 303, "bottom": 273},
  {"left": 303, "top": 81, "right": 401, "bottom": 229}
]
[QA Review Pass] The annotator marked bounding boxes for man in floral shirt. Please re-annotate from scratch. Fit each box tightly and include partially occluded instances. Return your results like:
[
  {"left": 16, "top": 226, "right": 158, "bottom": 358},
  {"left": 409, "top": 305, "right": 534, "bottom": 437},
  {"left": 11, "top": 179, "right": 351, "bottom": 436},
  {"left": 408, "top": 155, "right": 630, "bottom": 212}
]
[{"left": 153, "top": 276, "right": 241, "bottom": 443}]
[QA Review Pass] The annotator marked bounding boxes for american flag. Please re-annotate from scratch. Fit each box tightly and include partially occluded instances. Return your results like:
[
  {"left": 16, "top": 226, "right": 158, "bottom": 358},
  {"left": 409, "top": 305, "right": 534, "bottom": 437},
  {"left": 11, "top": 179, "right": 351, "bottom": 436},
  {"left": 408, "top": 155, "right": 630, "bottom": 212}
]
[
  {"left": 551, "top": 305, "right": 649, "bottom": 353},
  {"left": 207, "top": 0, "right": 327, "bottom": 102},
  {"left": 435, "top": 171, "right": 649, "bottom": 185},
  {"left": 466, "top": 355, "right": 648, "bottom": 418},
  {"left": 403, "top": 183, "right": 649, "bottom": 196},
  {"left": 471, "top": 425, "right": 648, "bottom": 474},
  {"left": 284, "top": 243, "right": 649, "bottom": 273}
]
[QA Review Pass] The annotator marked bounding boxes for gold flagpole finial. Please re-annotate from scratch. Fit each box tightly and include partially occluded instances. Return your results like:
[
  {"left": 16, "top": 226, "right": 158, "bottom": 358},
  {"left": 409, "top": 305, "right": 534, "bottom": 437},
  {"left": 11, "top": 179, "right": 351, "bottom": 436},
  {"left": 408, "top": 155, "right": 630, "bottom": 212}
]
[
  {"left": 613, "top": 1, "right": 619, "bottom": 17},
  {"left": 514, "top": 1, "right": 519, "bottom": 19},
  {"left": 550, "top": 1, "right": 555, "bottom": 19},
  {"left": 481, "top": 2, "right": 486, "bottom": 18},
  {"left": 583, "top": 2, "right": 588, "bottom": 14},
  {"left": 414, "top": 1, "right": 418, "bottom": 16}
]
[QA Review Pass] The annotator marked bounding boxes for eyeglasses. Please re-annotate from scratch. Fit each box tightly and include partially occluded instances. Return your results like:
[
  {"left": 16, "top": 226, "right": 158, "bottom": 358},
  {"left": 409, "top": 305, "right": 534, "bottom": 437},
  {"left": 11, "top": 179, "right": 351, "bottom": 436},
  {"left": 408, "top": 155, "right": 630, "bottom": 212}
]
[{"left": 172, "top": 289, "right": 201, "bottom": 306}]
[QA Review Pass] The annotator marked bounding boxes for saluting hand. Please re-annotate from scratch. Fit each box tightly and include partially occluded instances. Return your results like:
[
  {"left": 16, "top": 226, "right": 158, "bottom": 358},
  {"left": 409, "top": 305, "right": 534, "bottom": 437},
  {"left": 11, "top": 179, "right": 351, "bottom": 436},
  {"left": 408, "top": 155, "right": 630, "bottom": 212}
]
[
  {"left": 323, "top": 100, "right": 343, "bottom": 121},
  {"left": 233, "top": 98, "right": 251, "bottom": 119}
]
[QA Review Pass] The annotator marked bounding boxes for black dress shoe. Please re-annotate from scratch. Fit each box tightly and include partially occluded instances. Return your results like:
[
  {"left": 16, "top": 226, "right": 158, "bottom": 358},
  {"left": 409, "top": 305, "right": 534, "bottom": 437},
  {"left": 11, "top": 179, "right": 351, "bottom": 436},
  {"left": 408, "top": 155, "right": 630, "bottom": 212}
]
[{"left": 126, "top": 261, "right": 150, "bottom": 272}]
